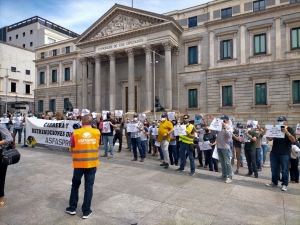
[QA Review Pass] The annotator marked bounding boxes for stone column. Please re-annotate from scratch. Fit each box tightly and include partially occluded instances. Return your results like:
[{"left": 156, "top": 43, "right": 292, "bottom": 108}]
[
  {"left": 46, "top": 64, "right": 50, "bottom": 87},
  {"left": 94, "top": 55, "right": 101, "bottom": 112},
  {"left": 275, "top": 17, "right": 281, "bottom": 60},
  {"left": 172, "top": 47, "right": 179, "bottom": 110},
  {"left": 126, "top": 48, "right": 135, "bottom": 112},
  {"left": 144, "top": 45, "right": 152, "bottom": 112},
  {"left": 72, "top": 58, "right": 76, "bottom": 82},
  {"left": 80, "top": 58, "right": 88, "bottom": 109},
  {"left": 163, "top": 41, "right": 172, "bottom": 111},
  {"left": 59, "top": 61, "right": 62, "bottom": 85},
  {"left": 209, "top": 30, "right": 215, "bottom": 69},
  {"left": 240, "top": 25, "right": 246, "bottom": 64},
  {"left": 107, "top": 52, "right": 116, "bottom": 111}
]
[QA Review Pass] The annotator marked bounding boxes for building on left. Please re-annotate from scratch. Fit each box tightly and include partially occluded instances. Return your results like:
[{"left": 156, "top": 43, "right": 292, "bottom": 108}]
[{"left": 0, "top": 41, "right": 35, "bottom": 115}]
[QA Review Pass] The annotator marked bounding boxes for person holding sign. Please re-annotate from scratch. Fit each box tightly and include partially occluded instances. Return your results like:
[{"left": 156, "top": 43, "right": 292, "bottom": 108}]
[
  {"left": 266, "top": 116, "right": 296, "bottom": 191},
  {"left": 157, "top": 114, "right": 174, "bottom": 169},
  {"left": 100, "top": 112, "right": 116, "bottom": 159},
  {"left": 130, "top": 114, "right": 145, "bottom": 162},
  {"left": 176, "top": 114, "right": 196, "bottom": 176},
  {"left": 13, "top": 111, "right": 23, "bottom": 144}
]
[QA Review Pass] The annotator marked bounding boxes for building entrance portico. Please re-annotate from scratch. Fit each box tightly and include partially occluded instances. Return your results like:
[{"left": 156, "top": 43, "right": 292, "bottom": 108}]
[{"left": 74, "top": 4, "right": 182, "bottom": 114}]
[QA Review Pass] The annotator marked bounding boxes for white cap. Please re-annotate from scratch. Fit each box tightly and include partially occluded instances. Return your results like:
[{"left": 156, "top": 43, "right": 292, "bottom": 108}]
[{"left": 81, "top": 109, "right": 90, "bottom": 116}]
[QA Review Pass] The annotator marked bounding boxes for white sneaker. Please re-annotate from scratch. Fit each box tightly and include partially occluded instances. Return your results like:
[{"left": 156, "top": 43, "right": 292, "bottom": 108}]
[
  {"left": 83, "top": 212, "right": 92, "bottom": 219},
  {"left": 281, "top": 185, "right": 287, "bottom": 191},
  {"left": 225, "top": 178, "right": 232, "bottom": 183},
  {"left": 266, "top": 182, "right": 277, "bottom": 187}
]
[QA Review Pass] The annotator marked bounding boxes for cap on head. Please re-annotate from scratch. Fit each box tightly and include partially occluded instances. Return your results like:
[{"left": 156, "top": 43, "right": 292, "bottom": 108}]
[
  {"left": 107, "top": 111, "right": 111, "bottom": 116},
  {"left": 277, "top": 116, "right": 287, "bottom": 121},
  {"left": 236, "top": 122, "right": 243, "bottom": 129},
  {"left": 133, "top": 113, "right": 138, "bottom": 118},
  {"left": 221, "top": 115, "right": 229, "bottom": 120},
  {"left": 161, "top": 113, "right": 167, "bottom": 118},
  {"left": 247, "top": 124, "right": 253, "bottom": 128}
]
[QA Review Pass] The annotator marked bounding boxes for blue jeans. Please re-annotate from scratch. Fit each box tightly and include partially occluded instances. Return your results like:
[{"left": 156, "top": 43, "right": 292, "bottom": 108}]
[
  {"left": 256, "top": 148, "right": 262, "bottom": 169},
  {"left": 270, "top": 151, "right": 290, "bottom": 186},
  {"left": 261, "top": 145, "right": 268, "bottom": 164},
  {"left": 131, "top": 137, "right": 143, "bottom": 159},
  {"left": 169, "top": 145, "right": 178, "bottom": 165},
  {"left": 158, "top": 146, "right": 164, "bottom": 160},
  {"left": 180, "top": 142, "right": 195, "bottom": 172},
  {"left": 69, "top": 167, "right": 97, "bottom": 215},
  {"left": 217, "top": 148, "right": 233, "bottom": 179},
  {"left": 103, "top": 135, "right": 114, "bottom": 155},
  {"left": 141, "top": 140, "right": 147, "bottom": 158},
  {"left": 13, "top": 128, "right": 23, "bottom": 143}
]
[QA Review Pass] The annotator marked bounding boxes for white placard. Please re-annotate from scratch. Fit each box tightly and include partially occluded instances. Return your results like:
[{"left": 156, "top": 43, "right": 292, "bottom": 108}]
[
  {"left": 139, "top": 114, "right": 146, "bottom": 121},
  {"left": 126, "top": 123, "right": 139, "bottom": 133},
  {"left": 167, "top": 112, "right": 176, "bottom": 120},
  {"left": 151, "top": 127, "right": 158, "bottom": 136},
  {"left": 265, "top": 125, "right": 285, "bottom": 138},
  {"left": 174, "top": 125, "right": 187, "bottom": 136},
  {"left": 0, "top": 117, "right": 9, "bottom": 123},
  {"left": 247, "top": 120, "right": 258, "bottom": 128},
  {"left": 209, "top": 118, "right": 222, "bottom": 131},
  {"left": 115, "top": 110, "right": 123, "bottom": 118},
  {"left": 102, "top": 110, "right": 109, "bottom": 120},
  {"left": 212, "top": 147, "right": 219, "bottom": 160},
  {"left": 199, "top": 141, "right": 212, "bottom": 150},
  {"left": 73, "top": 109, "right": 79, "bottom": 116},
  {"left": 155, "top": 141, "right": 161, "bottom": 147},
  {"left": 102, "top": 121, "right": 111, "bottom": 133},
  {"left": 239, "top": 129, "right": 250, "bottom": 142},
  {"left": 296, "top": 123, "right": 300, "bottom": 135}
]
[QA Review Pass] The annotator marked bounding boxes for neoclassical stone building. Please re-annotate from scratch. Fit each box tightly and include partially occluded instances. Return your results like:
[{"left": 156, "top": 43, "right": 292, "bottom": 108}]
[{"left": 34, "top": 0, "right": 300, "bottom": 128}]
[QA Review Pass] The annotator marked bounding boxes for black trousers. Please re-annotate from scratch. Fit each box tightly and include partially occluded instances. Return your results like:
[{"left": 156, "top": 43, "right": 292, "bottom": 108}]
[
  {"left": 0, "top": 163, "right": 8, "bottom": 197},
  {"left": 290, "top": 157, "right": 299, "bottom": 183},
  {"left": 113, "top": 133, "right": 123, "bottom": 150},
  {"left": 245, "top": 150, "right": 258, "bottom": 176}
]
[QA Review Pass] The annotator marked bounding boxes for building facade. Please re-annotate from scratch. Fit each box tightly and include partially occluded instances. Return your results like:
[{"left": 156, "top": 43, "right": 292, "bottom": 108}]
[
  {"left": 34, "top": 0, "right": 300, "bottom": 128},
  {"left": 0, "top": 41, "right": 35, "bottom": 115}
]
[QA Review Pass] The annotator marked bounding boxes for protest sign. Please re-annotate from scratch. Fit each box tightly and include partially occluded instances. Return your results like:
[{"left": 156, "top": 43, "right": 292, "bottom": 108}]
[
  {"left": 239, "top": 129, "right": 250, "bottom": 142},
  {"left": 265, "top": 125, "right": 285, "bottom": 138},
  {"left": 26, "top": 117, "right": 77, "bottom": 150},
  {"left": 174, "top": 125, "right": 187, "bottom": 136},
  {"left": 102, "top": 121, "right": 111, "bottom": 133},
  {"left": 212, "top": 146, "right": 219, "bottom": 160},
  {"left": 199, "top": 141, "right": 212, "bottom": 150},
  {"left": 115, "top": 110, "right": 123, "bottom": 118},
  {"left": 139, "top": 114, "right": 146, "bottom": 121},
  {"left": 247, "top": 120, "right": 258, "bottom": 128},
  {"left": 151, "top": 127, "right": 158, "bottom": 136},
  {"left": 209, "top": 118, "right": 222, "bottom": 131},
  {"left": 126, "top": 123, "right": 139, "bottom": 133},
  {"left": 102, "top": 110, "right": 109, "bottom": 120},
  {"left": 167, "top": 112, "right": 176, "bottom": 120},
  {"left": 73, "top": 109, "right": 79, "bottom": 116},
  {"left": 0, "top": 117, "right": 9, "bottom": 123},
  {"left": 194, "top": 114, "right": 202, "bottom": 125},
  {"left": 296, "top": 124, "right": 300, "bottom": 134}
]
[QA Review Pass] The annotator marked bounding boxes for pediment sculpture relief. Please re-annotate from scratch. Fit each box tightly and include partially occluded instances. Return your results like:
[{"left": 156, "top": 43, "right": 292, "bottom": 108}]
[{"left": 93, "top": 14, "right": 156, "bottom": 38}]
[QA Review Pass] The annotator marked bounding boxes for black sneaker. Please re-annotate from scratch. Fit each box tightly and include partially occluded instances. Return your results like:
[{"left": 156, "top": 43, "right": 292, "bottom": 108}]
[
  {"left": 189, "top": 171, "right": 195, "bottom": 176},
  {"left": 164, "top": 163, "right": 169, "bottom": 169},
  {"left": 246, "top": 173, "right": 252, "bottom": 176},
  {"left": 65, "top": 207, "right": 76, "bottom": 215},
  {"left": 160, "top": 162, "right": 166, "bottom": 166},
  {"left": 82, "top": 212, "right": 92, "bottom": 219},
  {"left": 176, "top": 168, "right": 185, "bottom": 172},
  {"left": 118, "top": 150, "right": 121, "bottom": 153}
]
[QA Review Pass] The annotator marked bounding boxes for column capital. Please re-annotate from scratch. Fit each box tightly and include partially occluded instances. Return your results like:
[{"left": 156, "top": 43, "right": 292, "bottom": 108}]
[
  {"left": 172, "top": 47, "right": 179, "bottom": 56},
  {"left": 93, "top": 54, "right": 102, "bottom": 62},
  {"left": 162, "top": 41, "right": 173, "bottom": 51},
  {"left": 143, "top": 45, "right": 152, "bottom": 54},
  {"left": 125, "top": 48, "right": 135, "bottom": 57},
  {"left": 80, "top": 57, "right": 88, "bottom": 65},
  {"left": 107, "top": 52, "right": 116, "bottom": 61}
]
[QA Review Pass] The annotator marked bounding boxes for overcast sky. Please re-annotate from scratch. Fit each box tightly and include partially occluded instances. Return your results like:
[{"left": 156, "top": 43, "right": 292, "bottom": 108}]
[{"left": 0, "top": 0, "right": 210, "bottom": 34}]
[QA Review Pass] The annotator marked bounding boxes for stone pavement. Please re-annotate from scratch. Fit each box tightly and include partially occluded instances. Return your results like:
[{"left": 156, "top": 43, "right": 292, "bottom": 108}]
[{"left": 0, "top": 143, "right": 299, "bottom": 225}]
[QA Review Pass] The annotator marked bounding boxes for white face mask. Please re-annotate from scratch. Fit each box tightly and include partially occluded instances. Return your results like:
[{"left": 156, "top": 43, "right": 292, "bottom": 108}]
[
  {"left": 161, "top": 118, "right": 166, "bottom": 121},
  {"left": 247, "top": 128, "right": 251, "bottom": 131},
  {"left": 134, "top": 118, "right": 138, "bottom": 121},
  {"left": 278, "top": 121, "right": 283, "bottom": 125}
]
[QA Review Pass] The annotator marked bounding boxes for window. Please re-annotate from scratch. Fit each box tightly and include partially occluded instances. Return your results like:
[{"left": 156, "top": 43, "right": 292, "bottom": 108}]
[
  {"left": 293, "top": 80, "right": 300, "bottom": 104},
  {"left": 52, "top": 70, "right": 57, "bottom": 83},
  {"left": 253, "top": 0, "right": 265, "bottom": 11},
  {"left": 30, "top": 42, "right": 33, "bottom": 47},
  {"left": 30, "top": 30, "right": 33, "bottom": 34},
  {"left": 9, "top": 37, "right": 11, "bottom": 41},
  {"left": 64, "top": 98, "right": 69, "bottom": 110},
  {"left": 11, "top": 67, "right": 16, "bottom": 72},
  {"left": 40, "top": 72, "right": 45, "bottom": 84},
  {"left": 65, "top": 67, "right": 70, "bottom": 81},
  {"left": 220, "top": 39, "right": 233, "bottom": 60},
  {"left": 23, "top": 44, "right": 25, "bottom": 48},
  {"left": 188, "top": 17, "right": 197, "bottom": 28},
  {"left": 25, "top": 84, "right": 30, "bottom": 94},
  {"left": 23, "top": 32, "right": 25, "bottom": 37},
  {"left": 11, "top": 82, "right": 16, "bottom": 92},
  {"left": 26, "top": 70, "right": 30, "bottom": 75},
  {"left": 221, "top": 7, "right": 232, "bottom": 19},
  {"left": 38, "top": 100, "right": 43, "bottom": 113},
  {"left": 48, "top": 37, "right": 55, "bottom": 44},
  {"left": 53, "top": 49, "right": 57, "bottom": 56},
  {"left": 188, "top": 89, "right": 197, "bottom": 108},
  {"left": 254, "top": 34, "right": 266, "bottom": 55},
  {"left": 291, "top": 27, "right": 300, "bottom": 50},
  {"left": 66, "top": 46, "right": 70, "bottom": 53},
  {"left": 41, "top": 52, "right": 45, "bottom": 59},
  {"left": 222, "top": 86, "right": 232, "bottom": 106},
  {"left": 16, "top": 34, "right": 18, "bottom": 39},
  {"left": 188, "top": 46, "right": 198, "bottom": 64},
  {"left": 290, "top": 0, "right": 300, "bottom": 3},
  {"left": 49, "top": 99, "right": 56, "bottom": 112},
  {"left": 255, "top": 83, "right": 267, "bottom": 105}
]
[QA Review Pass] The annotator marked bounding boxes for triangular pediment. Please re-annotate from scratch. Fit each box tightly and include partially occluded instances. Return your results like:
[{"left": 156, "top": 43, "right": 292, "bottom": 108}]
[{"left": 75, "top": 4, "right": 182, "bottom": 45}]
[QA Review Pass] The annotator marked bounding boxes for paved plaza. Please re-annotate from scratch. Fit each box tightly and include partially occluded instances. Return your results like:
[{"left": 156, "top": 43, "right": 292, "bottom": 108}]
[{"left": 0, "top": 142, "right": 299, "bottom": 225}]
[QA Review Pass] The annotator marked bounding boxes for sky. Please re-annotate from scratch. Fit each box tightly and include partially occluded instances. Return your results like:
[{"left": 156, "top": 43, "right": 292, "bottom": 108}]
[{"left": 0, "top": 0, "right": 210, "bottom": 35}]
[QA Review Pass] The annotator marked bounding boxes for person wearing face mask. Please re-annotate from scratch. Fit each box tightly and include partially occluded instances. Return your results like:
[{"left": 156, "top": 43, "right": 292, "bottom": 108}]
[
  {"left": 100, "top": 112, "right": 117, "bottom": 159},
  {"left": 130, "top": 114, "right": 145, "bottom": 162},
  {"left": 231, "top": 122, "right": 244, "bottom": 174},
  {"left": 243, "top": 124, "right": 259, "bottom": 178},
  {"left": 254, "top": 124, "right": 266, "bottom": 172},
  {"left": 149, "top": 120, "right": 158, "bottom": 157},
  {"left": 13, "top": 111, "right": 23, "bottom": 144},
  {"left": 124, "top": 118, "right": 131, "bottom": 150},
  {"left": 266, "top": 116, "right": 296, "bottom": 191},
  {"left": 157, "top": 114, "right": 174, "bottom": 169},
  {"left": 202, "top": 125, "right": 217, "bottom": 172}
]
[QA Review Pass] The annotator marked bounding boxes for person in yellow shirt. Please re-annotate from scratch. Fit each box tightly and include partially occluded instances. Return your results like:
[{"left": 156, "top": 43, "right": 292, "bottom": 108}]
[{"left": 157, "top": 113, "right": 174, "bottom": 169}]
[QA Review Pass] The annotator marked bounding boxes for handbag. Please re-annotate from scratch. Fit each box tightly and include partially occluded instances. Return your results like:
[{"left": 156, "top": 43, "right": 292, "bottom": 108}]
[{"left": 1, "top": 148, "right": 21, "bottom": 165}]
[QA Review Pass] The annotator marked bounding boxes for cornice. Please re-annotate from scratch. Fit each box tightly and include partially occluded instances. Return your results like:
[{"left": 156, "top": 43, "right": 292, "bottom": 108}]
[
  {"left": 247, "top": 23, "right": 272, "bottom": 32},
  {"left": 215, "top": 29, "right": 238, "bottom": 37},
  {"left": 33, "top": 51, "right": 78, "bottom": 63}
]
